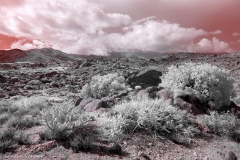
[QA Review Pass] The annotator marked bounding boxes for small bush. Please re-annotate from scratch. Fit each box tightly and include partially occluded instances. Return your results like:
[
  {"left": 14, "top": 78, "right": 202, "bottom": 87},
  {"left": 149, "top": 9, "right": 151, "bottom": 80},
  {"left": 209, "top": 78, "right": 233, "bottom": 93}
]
[
  {"left": 40, "top": 103, "right": 92, "bottom": 140},
  {"left": 101, "top": 97, "right": 200, "bottom": 140},
  {"left": 0, "top": 112, "right": 10, "bottom": 125},
  {"left": 0, "top": 102, "right": 10, "bottom": 114},
  {"left": 0, "top": 129, "right": 29, "bottom": 153},
  {"left": 6, "top": 116, "right": 39, "bottom": 129},
  {"left": 196, "top": 111, "right": 237, "bottom": 136},
  {"left": 81, "top": 73, "right": 128, "bottom": 99},
  {"left": 70, "top": 134, "right": 93, "bottom": 152},
  {"left": 160, "top": 62, "right": 235, "bottom": 110},
  {"left": 10, "top": 96, "right": 48, "bottom": 116},
  {"left": 14, "top": 130, "right": 30, "bottom": 145}
]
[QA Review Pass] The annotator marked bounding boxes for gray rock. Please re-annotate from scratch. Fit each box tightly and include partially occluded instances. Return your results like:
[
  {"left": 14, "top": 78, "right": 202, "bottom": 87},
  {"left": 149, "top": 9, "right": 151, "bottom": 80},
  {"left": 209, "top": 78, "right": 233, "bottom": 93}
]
[
  {"left": 137, "top": 90, "right": 150, "bottom": 100},
  {"left": 83, "top": 99, "right": 103, "bottom": 112},
  {"left": 127, "top": 69, "right": 162, "bottom": 87},
  {"left": 76, "top": 98, "right": 95, "bottom": 110},
  {"left": 225, "top": 151, "right": 237, "bottom": 160},
  {"left": 28, "top": 80, "right": 42, "bottom": 85},
  {"left": 156, "top": 89, "right": 173, "bottom": 101},
  {"left": 230, "top": 129, "right": 240, "bottom": 143}
]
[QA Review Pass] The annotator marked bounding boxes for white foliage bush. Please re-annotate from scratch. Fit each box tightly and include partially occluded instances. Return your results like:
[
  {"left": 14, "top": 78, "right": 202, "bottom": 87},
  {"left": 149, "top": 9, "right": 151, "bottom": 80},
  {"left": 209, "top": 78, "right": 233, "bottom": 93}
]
[
  {"left": 40, "top": 103, "right": 91, "bottom": 139},
  {"left": 101, "top": 96, "right": 199, "bottom": 139},
  {"left": 81, "top": 73, "right": 128, "bottom": 99},
  {"left": 11, "top": 96, "right": 48, "bottom": 111},
  {"left": 160, "top": 63, "right": 235, "bottom": 110}
]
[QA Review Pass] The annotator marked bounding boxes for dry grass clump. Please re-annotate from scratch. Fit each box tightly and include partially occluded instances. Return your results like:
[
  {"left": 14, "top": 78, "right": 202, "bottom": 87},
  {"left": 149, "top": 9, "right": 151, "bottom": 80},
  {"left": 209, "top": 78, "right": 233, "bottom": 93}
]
[
  {"left": 0, "top": 129, "right": 29, "bottom": 153},
  {"left": 100, "top": 96, "right": 200, "bottom": 140},
  {"left": 40, "top": 103, "right": 96, "bottom": 152},
  {"left": 196, "top": 111, "right": 238, "bottom": 136}
]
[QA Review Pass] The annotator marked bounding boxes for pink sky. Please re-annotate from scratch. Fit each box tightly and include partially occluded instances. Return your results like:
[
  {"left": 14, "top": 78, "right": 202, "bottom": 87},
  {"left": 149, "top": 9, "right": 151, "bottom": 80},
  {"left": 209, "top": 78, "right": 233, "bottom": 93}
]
[{"left": 0, "top": 0, "right": 239, "bottom": 55}]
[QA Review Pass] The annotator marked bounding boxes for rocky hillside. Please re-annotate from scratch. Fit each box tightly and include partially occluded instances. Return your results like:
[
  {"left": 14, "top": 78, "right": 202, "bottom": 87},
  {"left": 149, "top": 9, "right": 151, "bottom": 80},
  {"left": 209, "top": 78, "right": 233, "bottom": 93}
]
[
  {"left": 0, "top": 48, "right": 83, "bottom": 63},
  {"left": 0, "top": 50, "right": 240, "bottom": 160}
]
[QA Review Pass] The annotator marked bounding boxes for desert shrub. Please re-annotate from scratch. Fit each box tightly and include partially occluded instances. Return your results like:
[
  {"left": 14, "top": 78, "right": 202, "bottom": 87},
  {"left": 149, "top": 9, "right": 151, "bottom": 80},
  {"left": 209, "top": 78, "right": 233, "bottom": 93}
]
[
  {"left": 0, "top": 129, "right": 29, "bottom": 153},
  {"left": 0, "top": 129, "right": 18, "bottom": 153},
  {"left": 196, "top": 111, "right": 237, "bottom": 136},
  {"left": 0, "top": 102, "right": 10, "bottom": 114},
  {"left": 81, "top": 73, "right": 128, "bottom": 99},
  {"left": 10, "top": 96, "right": 48, "bottom": 116},
  {"left": 101, "top": 96, "right": 200, "bottom": 140},
  {"left": 0, "top": 112, "right": 10, "bottom": 125},
  {"left": 160, "top": 62, "right": 235, "bottom": 110},
  {"left": 6, "top": 116, "right": 39, "bottom": 129},
  {"left": 40, "top": 103, "right": 92, "bottom": 141},
  {"left": 70, "top": 134, "right": 93, "bottom": 152}
]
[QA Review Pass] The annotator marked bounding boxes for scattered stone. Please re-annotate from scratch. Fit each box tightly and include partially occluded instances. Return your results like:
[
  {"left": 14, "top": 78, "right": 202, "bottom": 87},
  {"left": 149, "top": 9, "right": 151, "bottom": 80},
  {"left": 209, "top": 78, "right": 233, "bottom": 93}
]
[
  {"left": 83, "top": 99, "right": 104, "bottom": 112},
  {"left": 77, "top": 98, "right": 95, "bottom": 110},
  {"left": 0, "top": 75, "right": 6, "bottom": 83},
  {"left": 75, "top": 98, "right": 83, "bottom": 106},
  {"left": 28, "top": 80, "right": 42, "bottom": 85},
  {"left": 139, "top": 152, "right": 152, "bottom": 160},
  {"left": 109, "top": 143, "right": 122, "bottom": 156},
  {"left": 156, "top": 89, "right": 173, "bottom": 101},
  {"left": 230, "top": 129, "right": 240, "bottom": 143},
  {"left": 225, "top": 151, "right": 238, "bottom": 160},
  {"left": 50, "top": 82, "right": 59, "bottom": 88}
]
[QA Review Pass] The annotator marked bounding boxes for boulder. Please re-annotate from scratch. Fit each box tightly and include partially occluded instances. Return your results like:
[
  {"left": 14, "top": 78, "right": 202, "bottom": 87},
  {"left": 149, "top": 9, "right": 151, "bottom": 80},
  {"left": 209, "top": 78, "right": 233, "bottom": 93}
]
[
  {"left": 75, "top": 98, "right": 83, "bottom": 106},
  {"left": 50, "top": 82, "right": 59, "bottom": 88},
  {"left": 28, "top": 80, "right": 42, "bottom": 85},
  {"left": 156, "top": 89, "right": 173, "bottom": 101},
  {"left": 174, "top": 97, "right": 205, "bottom": 115},
  {"left": 83, "top": 99, "right": 107, "bottom": 112},
  {"left": 76, "top": 98, "right": 95, "bottom": 110},
  {"left": 225, "top": 151, "right": 237, "bottom": 160},
  {"left": 127, "top": 69, "right": 162, "bottom": 87},
  {"left": 228, "top": 101, "right": 240, "bottom": 117},
  {"left": 181, "top": 94, "right": 209, "bottom": 115},
  {"left": 230, "top": 129, "right": 240, "bottom": 143},
  {"left": 137, "top": 90, "right": 150, "bottom": 100},
  {"left": 0, "top": 75, "right": 6, "bottom": 83}
]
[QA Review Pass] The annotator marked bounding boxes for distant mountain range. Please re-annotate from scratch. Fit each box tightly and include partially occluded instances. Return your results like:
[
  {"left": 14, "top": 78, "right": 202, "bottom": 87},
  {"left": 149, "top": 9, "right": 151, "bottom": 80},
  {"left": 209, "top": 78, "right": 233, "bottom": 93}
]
[{"left": 0, "top": 48, "right": 239, "bottom": 63}]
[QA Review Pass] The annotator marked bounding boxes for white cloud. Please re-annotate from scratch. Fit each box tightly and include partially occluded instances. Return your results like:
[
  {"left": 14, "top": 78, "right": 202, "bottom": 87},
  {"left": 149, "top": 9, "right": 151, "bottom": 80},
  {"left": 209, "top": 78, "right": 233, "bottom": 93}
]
[
  {"left": 233, "top": 32, "right": 240, "bottom": 36},
  {"left": 104, "top": 20, "right": 232, "bottom": 53},
  {"left": 194, "top": 37, "right": 233, "bottom": 53},
  {"left": 11, "top": 39, "right": 51, "bottom": 50},
  {"left": 210, "top": 30, "right": 222, "bottom": 35},
  {"left": 0, "top": 0, "right": 234, "bottom": 54}
]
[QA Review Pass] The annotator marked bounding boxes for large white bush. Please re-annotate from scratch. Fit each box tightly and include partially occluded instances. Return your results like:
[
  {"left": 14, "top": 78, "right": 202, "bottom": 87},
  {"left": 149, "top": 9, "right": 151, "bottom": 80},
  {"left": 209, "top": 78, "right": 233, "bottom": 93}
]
[
  {"left": 160, "top": 62, "right": 235, "bottom": 110},
  {"left": 81, "top": 73, "right": 128, "bottom": 99}
]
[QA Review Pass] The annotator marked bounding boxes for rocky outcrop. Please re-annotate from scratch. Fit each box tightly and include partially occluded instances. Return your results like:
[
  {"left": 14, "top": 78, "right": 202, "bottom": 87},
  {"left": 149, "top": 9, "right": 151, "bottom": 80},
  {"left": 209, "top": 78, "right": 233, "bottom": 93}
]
[{"left": 127, "top": 69, "right": 162, "bottom": 88}]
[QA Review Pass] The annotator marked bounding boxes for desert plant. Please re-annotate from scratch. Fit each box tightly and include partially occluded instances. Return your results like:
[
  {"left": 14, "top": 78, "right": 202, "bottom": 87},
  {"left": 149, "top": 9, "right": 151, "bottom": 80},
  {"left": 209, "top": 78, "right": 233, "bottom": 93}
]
[
  {"left": 40, "top": 103, "right": 92, "bottom": 140},
  {"left": 101, "top": 96, "right": 200, "bottom": 140},
  {"left": 10, "top": 96, "right": 48, "bottom": 116},
  {"left": 6, "top": 116, "right": 39, "bottom": 129},
  {"left": 14, "top": 130, "right": 30, "bottom": 145},
  {"left": 0, "top": 129, "right": 18, "bottom": 153},
  {"left": 0, "top": 112, "right": 10, "bottom": 125},
  {"left": 0, "top": 129, "right": 29, "bottom": 153},
  {"left": 196, "top": 111, "right": 237, "bottom": 136},
  {"left": 70, "top": 134, "right": 93, "bottom": 152},
  {"left": 160, "top": 62, "right": 235, "bottom": 110},
  {"left": 80, "top": 73, "right": 128, "bottom": 99}
]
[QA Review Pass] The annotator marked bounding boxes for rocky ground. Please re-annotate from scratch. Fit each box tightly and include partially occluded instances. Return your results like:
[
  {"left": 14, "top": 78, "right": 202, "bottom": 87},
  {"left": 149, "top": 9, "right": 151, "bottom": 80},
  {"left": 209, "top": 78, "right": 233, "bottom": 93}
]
[{"left": 0, "top": 52, "right": 240, "bottom": 160}]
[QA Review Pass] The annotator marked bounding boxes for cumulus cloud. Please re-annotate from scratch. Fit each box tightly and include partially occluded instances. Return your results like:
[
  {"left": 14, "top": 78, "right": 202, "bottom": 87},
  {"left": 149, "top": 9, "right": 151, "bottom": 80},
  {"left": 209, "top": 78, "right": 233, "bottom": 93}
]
[
  {"left": 11, "top": 39, "right": 51, "bottom": 50},
  {"left": 0, "top": 0, "right": 132, "bottom": 55},
  {"left": 194, "top": 37, "right": 233, "bottom": 53},
  {"left": 0, "top": 0, "right": 234, "bottom": 54},
  {"left": 105, "top": 20, "right": 232, "bottom": 53},
  {"left": 210, "top": 30, "right": 222, "bottom": 35},
  {"left": 233, "top": 32, "right": 240, "bottom": 36}
]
